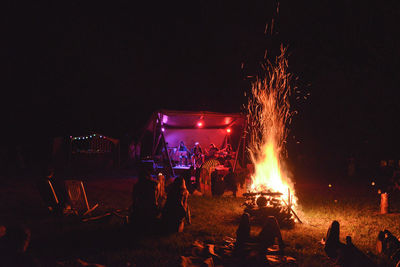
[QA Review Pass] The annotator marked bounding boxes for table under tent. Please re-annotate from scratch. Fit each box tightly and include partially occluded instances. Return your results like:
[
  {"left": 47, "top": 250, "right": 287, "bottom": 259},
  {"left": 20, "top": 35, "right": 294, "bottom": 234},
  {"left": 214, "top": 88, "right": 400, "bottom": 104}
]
[{"left": 139, "top": 110, "right": 248, "bottom": 195}]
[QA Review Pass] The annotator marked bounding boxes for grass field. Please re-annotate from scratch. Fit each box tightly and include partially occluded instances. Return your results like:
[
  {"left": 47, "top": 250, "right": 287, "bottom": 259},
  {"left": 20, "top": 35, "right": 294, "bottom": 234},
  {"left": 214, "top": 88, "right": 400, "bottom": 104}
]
[{"left": 1, "top": 174, "right": 399, "bottom": 266}]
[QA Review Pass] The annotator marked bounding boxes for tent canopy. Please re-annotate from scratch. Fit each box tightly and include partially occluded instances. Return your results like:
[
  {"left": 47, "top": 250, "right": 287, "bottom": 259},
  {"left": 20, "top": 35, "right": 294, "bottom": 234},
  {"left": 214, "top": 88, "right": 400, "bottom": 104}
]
[
  {"left": 140, "top": 110, "right": 247, "bottom": 176},
  {"left": 144, "top": 110, "right": 246, "bottom": 150},
  {"left": 150, "top": 110, "right": 246, "bottom": 129}
]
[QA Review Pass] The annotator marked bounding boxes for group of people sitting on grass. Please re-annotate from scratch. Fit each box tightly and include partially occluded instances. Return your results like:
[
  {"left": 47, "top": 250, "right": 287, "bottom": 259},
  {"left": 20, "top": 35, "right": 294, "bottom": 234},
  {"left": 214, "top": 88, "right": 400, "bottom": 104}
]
[
  {"left": 323, "top": 220, "right": 377, "bottom": 266},
  {"left": 232, "top": 215, "right": 400, "bottom": 266},
  {"left": 235, "top": 213, "right": 285, "bottom": 252},
  {"left": 129, "top": 162, "right": 191, "bottom": 233},
  {"left": 322, "top": 220, "right": 400, "bottom": 266}
]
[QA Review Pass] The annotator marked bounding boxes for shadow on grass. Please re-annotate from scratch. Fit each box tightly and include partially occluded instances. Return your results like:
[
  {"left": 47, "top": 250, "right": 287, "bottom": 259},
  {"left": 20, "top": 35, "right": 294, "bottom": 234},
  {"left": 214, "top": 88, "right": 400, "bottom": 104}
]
[{"left": 30, "top": 215, "right": 192, "bottom": 266}]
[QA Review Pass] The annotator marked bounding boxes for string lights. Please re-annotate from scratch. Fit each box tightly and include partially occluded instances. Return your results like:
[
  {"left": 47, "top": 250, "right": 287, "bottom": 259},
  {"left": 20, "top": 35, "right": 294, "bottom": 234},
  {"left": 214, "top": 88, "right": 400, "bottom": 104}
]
[{"left": 71, "top": 134, "right": 105, "bottom": 141}]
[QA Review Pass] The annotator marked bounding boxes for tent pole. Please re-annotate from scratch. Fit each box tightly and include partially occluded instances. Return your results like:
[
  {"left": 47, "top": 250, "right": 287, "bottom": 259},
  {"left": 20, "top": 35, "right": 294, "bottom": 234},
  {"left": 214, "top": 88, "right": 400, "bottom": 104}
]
[
  {"left": 233, "top": 135, "right": 241, "bottom": 172},
  {"left": 152, "top": 133, "right": 162, "bottom": 158},
  {"left": 152, "top": 118, "right": 157, "bottom": 156},
  {"left": 161, "top": 131, "right": 175, "bottom": 177},
  {"left": 234, "top": 121, "right": 248, "bottom": 172}
]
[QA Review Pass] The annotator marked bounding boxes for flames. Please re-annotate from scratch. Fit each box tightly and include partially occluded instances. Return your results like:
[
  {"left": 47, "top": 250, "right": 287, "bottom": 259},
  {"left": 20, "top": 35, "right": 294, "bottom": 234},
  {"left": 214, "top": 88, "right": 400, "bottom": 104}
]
[{"left": 247, "top": 45, "right": 296, "bottom": 207}]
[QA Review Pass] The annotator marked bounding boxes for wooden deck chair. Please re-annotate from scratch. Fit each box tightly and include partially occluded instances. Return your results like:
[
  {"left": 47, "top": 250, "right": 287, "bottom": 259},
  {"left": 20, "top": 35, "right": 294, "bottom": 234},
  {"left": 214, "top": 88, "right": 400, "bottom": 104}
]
[{"left": 64, "top": 180, "right": 98, "bottom": 216}]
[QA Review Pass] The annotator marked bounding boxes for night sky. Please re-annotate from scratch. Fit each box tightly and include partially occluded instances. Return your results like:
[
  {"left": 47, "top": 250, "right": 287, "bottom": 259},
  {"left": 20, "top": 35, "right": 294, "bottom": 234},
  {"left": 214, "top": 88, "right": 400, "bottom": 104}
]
[{"left": 4, "top": 1, "right": 400, "bottom": 165}]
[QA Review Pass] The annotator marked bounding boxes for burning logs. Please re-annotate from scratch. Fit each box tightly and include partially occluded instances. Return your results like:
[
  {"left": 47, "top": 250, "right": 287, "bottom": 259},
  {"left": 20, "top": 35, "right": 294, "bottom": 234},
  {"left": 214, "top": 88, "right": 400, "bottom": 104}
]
[
  {"left": 243, "top": 190, "right": 296, "bottom": 228},
  {"left": 243, "top": 192, "right": 283, "bottom": 197}
]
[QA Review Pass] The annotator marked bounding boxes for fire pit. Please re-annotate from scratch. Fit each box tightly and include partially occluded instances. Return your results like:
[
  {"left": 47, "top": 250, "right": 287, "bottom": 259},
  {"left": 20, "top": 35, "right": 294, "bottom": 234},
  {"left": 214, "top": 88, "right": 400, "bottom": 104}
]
[{"left": 243, "top": 189, "right": 299, "bottom": 228}]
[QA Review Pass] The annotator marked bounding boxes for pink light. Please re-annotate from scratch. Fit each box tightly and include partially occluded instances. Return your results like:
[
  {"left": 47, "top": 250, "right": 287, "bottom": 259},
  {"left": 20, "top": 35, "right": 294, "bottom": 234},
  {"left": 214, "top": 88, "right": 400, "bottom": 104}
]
[
  {"left": 162, "top": 115, "right": 168, "bottom": 124},
  {"left": 161, "top": 127, "right": 165, "bottom": 132},
  {"left": 224, "top": 117, "right": 232, "bottom": 124},
  {"left": 197, "top": 122, "right": 203, "bottom": 127},
  {"left": 227, "top": 128, "right": 232, "bottom": 134}
]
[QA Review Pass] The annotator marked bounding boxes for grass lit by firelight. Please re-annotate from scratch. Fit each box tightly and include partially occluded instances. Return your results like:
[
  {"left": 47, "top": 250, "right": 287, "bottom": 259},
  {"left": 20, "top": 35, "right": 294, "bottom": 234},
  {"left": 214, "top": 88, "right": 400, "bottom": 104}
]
[{"left": 1, "top": 177, "right": 399, "bottom": 266}]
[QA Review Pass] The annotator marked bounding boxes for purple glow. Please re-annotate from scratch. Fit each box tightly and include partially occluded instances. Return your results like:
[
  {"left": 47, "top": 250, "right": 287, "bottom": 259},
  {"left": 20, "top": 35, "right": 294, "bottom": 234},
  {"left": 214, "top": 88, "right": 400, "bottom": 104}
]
[
  {"left": 161, "top": 127, "right": 165, "bottom": 132},
  {"left": 162, "top": 115, "right": 168, "bottom": 124},
  {"left": 164, "top": 129, "right": 227, "bottom": 150}
]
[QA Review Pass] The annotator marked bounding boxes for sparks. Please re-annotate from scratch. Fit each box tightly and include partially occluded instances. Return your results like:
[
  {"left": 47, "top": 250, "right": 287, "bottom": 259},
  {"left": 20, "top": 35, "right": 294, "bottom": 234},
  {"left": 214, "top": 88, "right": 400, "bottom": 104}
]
[{"left": 247, "top": 44, "right": 297, "bottom": 209}]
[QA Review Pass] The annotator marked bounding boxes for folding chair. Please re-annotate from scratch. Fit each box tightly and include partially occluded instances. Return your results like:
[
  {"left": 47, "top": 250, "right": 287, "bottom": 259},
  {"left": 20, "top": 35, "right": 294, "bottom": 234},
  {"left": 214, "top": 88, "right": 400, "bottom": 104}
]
[
  {"left": 64, "top": 180, "right": 98, "bottom": 216},
  {"left": 36, "top": 178, "right": 60, "bottom": 212},
  {"left": 46, "top": 179, "right": 59, "bottom": 205}
]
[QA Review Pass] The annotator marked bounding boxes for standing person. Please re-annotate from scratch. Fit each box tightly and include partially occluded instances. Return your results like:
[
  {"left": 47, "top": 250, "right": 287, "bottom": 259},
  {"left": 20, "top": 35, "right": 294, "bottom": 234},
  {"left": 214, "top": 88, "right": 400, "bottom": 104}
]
[
  {"left": 211, "top": 168, "right": 224, "bottom": 196},
  {"left": 191, "top": 142, "right": 204, "bottom": 168},
  {"left": 129, "top": 163, "right": 160, "bottom": 231},
  {"left": 182, "top": 166, "right": 195, "bottom": 194},
  {"left": 177, "top": 141, "right": 190, "bottom": 166},
  {"left": 128, "top": 140, "right": 137, "bottom": 166},
  {"left": 224, "top": 168, "right": 237, "bottom": 197}
]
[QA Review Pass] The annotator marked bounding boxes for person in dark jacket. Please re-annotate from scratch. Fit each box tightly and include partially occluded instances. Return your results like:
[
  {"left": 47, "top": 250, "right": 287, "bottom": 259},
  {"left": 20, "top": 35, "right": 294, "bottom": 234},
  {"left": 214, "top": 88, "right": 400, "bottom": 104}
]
[
  {"left": 129, "top": 164, "right": 160, "bottom": 230},
  {"left": 235, "top": 213, "right": 250, "bottom": 249},
  {"left": 162, "top": 177, "right": 191, "bottom": 233},
  {"left": 224, "top": 168, "right": 237, "bottom": 197},
  {"left": 324, "top": 220, "right": 376, "bottom": 267}
]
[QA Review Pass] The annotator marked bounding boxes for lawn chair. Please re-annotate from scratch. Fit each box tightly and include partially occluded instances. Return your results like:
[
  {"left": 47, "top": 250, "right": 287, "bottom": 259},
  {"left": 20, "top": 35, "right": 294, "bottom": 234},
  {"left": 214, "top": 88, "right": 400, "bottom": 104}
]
[
  {"left": 199, "top": 159, "right": 220, "bottom": 196},
  {"left": 64, "top": 180, "right": 98, "bottom": 216}
]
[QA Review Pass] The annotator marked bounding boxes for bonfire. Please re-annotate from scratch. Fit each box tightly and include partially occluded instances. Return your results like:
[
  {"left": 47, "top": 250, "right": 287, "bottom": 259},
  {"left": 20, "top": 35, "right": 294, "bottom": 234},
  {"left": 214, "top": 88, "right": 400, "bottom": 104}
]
[{"left": 245, "top": 45, "right": 300, "bottom": 226}]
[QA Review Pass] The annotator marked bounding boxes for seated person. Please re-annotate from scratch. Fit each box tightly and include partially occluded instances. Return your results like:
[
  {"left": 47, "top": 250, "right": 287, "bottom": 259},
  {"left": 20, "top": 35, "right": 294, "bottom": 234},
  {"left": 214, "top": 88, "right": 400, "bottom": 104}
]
[
  {"left": 222, "top": 143, "right": 233, "bottom": 159},
  {"left": 258, "top": 216, "right": 285, "bottom": 250},
  {"left": 207, "top": 143, "right": 219, "bottom": 159},
  {"left": 191, "top": 142, "right": 204, "bottom": 168},
  {"left": 323, "top": 220, "right": 376, "bottom": 266},
  {"left": 177, "top": 141, "right": 190, "bottom": 165},
  {"left": 162, "top": 177, "right": 191, "bottom": 233},
  {"left": 180, "top": 166, "right": 195, "bottom": 194},
  {"left": 235, "top": 214, "right": 284, "bottom": 252},
  {"left": 235, "top": 213, "right": 250, "bottom": 249}
]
